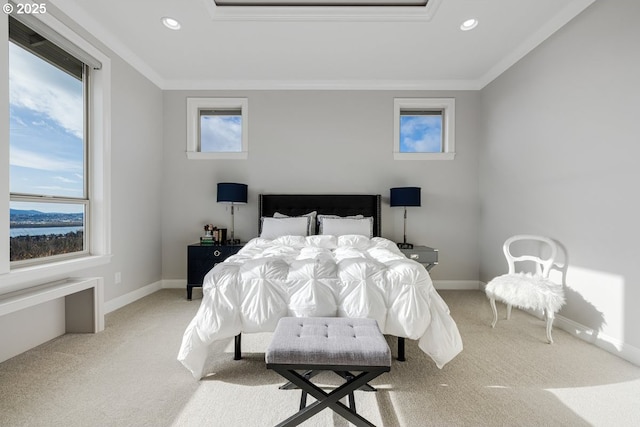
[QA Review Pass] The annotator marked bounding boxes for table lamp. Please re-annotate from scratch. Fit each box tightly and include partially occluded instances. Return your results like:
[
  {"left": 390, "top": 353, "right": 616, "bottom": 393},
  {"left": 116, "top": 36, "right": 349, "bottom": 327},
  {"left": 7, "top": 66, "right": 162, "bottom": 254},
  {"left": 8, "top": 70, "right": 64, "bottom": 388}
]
[
  {"left": 217, "top": 182, "right": 247, "bottom": 244},
  {"left": 390, "top": 187, "right": 421, "bottom": 249}
]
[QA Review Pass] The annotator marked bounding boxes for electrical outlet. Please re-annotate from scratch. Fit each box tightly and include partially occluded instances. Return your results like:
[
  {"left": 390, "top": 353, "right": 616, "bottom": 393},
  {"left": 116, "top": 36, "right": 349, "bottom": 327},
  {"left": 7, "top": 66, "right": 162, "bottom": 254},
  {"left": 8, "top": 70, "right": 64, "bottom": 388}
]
[{"left": 115, "top": 272, "right": 122, "bottom": 284}]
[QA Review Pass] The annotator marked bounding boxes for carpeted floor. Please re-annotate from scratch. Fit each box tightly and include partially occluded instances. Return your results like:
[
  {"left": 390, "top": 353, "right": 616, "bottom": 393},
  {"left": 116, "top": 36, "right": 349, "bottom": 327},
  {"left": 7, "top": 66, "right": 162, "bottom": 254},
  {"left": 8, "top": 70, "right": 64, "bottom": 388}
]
[{"left": 1, "top": 289, "right": 639, "bottom": 426}]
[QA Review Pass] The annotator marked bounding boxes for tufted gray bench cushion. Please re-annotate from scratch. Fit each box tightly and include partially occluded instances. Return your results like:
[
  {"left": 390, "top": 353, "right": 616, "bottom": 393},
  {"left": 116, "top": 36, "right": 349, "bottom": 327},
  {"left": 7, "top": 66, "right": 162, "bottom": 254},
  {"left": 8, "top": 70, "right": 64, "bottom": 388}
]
[{"left": 266, "top": 317, "right": 391, "bottom": 367}]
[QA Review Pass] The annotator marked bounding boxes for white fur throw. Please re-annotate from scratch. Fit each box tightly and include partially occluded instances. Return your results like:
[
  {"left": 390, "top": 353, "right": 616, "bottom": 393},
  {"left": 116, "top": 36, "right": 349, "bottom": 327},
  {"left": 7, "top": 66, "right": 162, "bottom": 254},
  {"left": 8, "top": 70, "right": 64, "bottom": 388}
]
[{"left": 485, "top": 272, "right": 566, "bottom": 313}]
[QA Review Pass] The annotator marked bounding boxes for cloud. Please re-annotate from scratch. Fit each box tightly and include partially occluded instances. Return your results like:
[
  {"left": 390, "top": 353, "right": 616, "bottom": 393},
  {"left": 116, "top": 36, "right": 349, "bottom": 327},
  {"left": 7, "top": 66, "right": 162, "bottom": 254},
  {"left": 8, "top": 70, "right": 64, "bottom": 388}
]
[
  {"left": 400, "top": 115, "right": 442, "bottom": 153},
  {"left": 9, "top": 42, "right": 83, "bottom": 139},
  {"left": 10, "top": 146, "right": 82, "bottom": 172},
  {"left": 34, "top": 185, "right": 83, "bottom": 198},
  {"left": 200, "top": 116, "right": 242, "bottom": 152},
  {"left": 55, "top": 176, "right": 78, "bottom": 183}
]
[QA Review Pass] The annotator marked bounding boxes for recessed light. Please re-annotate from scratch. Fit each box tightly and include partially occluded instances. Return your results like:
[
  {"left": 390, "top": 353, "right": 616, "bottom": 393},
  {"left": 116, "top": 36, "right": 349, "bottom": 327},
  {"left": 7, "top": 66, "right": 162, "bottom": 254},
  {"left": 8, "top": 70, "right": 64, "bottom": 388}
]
[
  {"left": 161, "top": 17, "right": 181, "bottom": 31},
  {"left": 460, "top": 18, "right": 478, "bottom": 31}
]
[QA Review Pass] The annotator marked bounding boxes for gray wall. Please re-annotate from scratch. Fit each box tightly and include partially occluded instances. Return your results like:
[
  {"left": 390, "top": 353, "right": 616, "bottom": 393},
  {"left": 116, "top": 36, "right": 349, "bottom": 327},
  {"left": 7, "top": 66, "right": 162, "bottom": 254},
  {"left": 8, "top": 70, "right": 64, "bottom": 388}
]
[
  {"left": 161, "top": 90, "right": 481, "bottom": 284},
  {"left": 87, "top": 54, "right": 164, "bottom": 302},
  {"left": 479, "top": 0, "right": 640, "bottom": 351}
]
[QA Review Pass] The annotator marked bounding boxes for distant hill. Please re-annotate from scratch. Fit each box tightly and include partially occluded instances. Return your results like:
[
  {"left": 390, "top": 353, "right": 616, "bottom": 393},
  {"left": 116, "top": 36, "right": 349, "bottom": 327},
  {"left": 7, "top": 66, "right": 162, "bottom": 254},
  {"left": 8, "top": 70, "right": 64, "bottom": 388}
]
[
  {"left": 10, "top": 209, "right": 44, "bottom": 215},
  {"left": 10, "top": 209, "right": 84, "bottom": 228}
]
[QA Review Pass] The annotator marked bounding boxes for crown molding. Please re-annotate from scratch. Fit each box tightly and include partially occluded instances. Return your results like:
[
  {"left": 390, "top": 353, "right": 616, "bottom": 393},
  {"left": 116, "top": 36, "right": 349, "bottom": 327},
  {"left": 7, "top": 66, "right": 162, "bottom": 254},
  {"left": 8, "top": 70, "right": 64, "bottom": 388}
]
[{"left": 161, "top": 78, "right": 482, "bottom": 91}]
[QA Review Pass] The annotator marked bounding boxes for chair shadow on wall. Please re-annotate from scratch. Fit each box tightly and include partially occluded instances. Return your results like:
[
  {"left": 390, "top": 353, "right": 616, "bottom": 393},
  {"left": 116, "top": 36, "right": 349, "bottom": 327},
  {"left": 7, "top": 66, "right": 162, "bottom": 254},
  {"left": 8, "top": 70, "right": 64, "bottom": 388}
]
[{"left": 551, "top": 238, "right": 606, "bottom": 342}]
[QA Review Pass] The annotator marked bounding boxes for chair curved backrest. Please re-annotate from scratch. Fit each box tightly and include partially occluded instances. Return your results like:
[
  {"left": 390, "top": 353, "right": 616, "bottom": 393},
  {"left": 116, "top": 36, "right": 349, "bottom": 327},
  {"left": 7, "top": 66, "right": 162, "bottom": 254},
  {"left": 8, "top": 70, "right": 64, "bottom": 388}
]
[{"left": 503, "top": 235, "right": 557, "bottom": 278}]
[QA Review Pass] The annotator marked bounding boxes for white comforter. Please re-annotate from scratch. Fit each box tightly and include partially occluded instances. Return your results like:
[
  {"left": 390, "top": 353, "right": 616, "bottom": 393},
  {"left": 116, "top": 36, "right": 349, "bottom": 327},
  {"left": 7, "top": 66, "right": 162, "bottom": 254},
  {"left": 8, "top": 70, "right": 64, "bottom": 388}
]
[{"left": 178, "top": 235, "right": 463, "bottom": 379}]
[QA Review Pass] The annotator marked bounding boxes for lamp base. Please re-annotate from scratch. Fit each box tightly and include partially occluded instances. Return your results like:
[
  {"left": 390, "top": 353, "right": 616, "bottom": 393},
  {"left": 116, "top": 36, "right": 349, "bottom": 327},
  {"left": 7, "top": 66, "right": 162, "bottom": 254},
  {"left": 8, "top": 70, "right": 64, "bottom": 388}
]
[{"left": 397, "top": 242, "right": 414, "bottom": 249}]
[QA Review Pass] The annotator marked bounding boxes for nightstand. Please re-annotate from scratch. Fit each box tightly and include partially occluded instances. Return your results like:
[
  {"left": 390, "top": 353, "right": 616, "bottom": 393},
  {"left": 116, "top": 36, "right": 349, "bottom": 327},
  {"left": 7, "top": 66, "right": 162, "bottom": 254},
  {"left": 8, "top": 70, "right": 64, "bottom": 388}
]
[
  {"left": 399, "top": 245, "right": 438, "bottom": 271},
  {"left": 187, "top": 243, "right": 243, "bottom": 300}
]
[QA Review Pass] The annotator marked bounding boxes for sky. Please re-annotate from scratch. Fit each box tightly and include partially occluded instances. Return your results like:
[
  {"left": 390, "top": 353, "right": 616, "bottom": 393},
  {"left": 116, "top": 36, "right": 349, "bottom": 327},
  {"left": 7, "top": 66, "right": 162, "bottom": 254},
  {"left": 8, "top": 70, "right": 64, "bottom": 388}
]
[
  {"left": 400, "top": 114, "right": 443, "bottom": 153},
  {"left": 200, "top": 115, "right": 242, "bottom": 152},
  {"left": 9, "top": 42, "right": 84, "bottom": 214}
]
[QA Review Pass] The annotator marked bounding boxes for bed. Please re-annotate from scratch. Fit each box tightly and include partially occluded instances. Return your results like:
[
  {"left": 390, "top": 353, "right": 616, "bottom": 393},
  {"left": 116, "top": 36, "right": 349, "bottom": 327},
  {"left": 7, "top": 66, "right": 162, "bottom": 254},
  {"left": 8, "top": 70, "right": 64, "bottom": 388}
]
[{"left": 178, "top": 194, "right": 462, "bottom": 379}]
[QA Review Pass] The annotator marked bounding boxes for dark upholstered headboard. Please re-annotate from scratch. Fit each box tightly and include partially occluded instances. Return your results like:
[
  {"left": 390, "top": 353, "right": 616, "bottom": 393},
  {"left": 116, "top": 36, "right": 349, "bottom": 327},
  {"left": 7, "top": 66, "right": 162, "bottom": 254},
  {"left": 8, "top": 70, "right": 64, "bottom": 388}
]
[{"left": 259, "top": 194, "right": 382, "bottom": 237}]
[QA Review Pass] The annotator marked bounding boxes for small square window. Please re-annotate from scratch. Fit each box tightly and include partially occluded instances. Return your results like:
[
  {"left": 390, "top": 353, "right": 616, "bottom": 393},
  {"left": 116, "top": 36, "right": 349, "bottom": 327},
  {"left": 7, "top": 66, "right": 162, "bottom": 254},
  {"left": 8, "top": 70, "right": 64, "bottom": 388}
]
[
  {"left": 200, "top": 109, "right": 242, "bottom": 153},
  {"left": 399, "top": 110, "right": 443, "bottom": 153},
  {"left": 187, "top": 98, "right": 248, "bottom": 159},
  {"left": 394, "top": 98, "right": 455, "bottom": 160}
]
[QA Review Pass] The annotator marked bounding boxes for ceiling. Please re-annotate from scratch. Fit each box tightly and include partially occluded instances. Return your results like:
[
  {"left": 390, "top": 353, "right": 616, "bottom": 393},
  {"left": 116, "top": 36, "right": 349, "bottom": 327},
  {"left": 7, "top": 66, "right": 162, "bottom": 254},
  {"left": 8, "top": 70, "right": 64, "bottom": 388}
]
[{"left": 49, "top": 0, "right": 596, "bottom": 90}]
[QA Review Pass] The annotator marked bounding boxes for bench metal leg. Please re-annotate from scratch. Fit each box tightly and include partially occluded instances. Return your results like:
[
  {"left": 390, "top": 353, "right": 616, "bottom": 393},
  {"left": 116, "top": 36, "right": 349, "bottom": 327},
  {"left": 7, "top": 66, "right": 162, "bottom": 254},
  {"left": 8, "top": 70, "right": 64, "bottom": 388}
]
[
  {"left": 272, "top": 368, "right": 385, "bottom": 427},
  {"left": 280, "top": 370, "right": 376, "bottom": 392},
  {"left": 397, "top": 337, "right": 406, "bottom": 362},
  {"left": 234, "top": 333, "right": 242, "bottom": 360}
]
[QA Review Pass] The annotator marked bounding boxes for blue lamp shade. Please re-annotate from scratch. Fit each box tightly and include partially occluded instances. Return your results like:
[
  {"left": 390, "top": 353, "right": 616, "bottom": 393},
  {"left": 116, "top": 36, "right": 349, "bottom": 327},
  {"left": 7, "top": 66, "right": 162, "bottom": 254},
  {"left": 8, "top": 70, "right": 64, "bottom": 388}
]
[
  {"left": 217, "top": 183, "right": 248, "bottom": 204},
  {"left": 390, "top": 187, "right": 421, "bottom": 207}
]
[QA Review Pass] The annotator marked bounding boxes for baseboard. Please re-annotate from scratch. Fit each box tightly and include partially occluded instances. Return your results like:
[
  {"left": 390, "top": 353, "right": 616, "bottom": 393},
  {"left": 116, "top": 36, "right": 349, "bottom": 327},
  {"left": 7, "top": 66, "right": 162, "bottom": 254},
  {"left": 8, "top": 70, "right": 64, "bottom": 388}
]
[
  {"left": 104, "top": 281, "right": 162, "bottom": 314},
  {"left": 161, "top": 279, "right": 186, "bottom": 289},
  {"left": 554, "top": 314, "right": 640, "bottom": 367},
  {"left": 433, "top": 280, "right": 481, "bottom": 290}
]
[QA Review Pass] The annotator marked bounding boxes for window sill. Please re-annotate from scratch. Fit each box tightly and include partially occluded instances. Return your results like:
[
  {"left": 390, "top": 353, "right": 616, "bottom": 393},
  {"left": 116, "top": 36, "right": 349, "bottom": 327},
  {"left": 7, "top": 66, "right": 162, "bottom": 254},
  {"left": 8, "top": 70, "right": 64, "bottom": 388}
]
[
  {"left": 0, "top": 254, "right": 112, "bottom": 295},
  {"left": 394, "top": 152, "right": 456, "bottom": 160},
  {"left": 186, "top": 151, "right": 248, "bottom": 160}
]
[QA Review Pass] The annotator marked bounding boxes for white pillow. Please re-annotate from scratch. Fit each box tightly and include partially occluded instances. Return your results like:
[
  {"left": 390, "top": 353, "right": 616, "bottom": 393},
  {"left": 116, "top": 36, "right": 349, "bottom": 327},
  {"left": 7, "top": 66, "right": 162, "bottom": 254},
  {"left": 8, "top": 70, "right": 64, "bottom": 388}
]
[
  {"left": 319, "top": 217, "right": 374, "bottom": 238},
  {"left": 273, "top": 211, "right": 317, "bottom": 236},
  {"left": 260, "top": 216, "right": 310, "bottom": 239}
]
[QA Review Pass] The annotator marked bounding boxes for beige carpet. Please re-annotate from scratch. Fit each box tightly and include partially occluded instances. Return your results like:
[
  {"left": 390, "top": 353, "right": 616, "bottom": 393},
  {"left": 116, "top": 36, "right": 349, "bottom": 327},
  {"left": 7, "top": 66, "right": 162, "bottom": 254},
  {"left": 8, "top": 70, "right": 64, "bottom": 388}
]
[{"left": 1, "top": 289, "right": 639, "bottom": 427}]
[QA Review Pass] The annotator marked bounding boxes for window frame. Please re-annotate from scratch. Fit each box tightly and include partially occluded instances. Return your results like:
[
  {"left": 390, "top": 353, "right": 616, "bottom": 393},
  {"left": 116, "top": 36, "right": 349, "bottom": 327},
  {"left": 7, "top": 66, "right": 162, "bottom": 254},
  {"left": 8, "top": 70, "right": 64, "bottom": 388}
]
[
  {"left": 393, "top": 98, "right": 456, "bottom": 160},
  {"left": 186, "top": 97, "right": 249, "bottom": 160},
  {"left": 1, "top": 10, "right": 112, "bottom": 291}
]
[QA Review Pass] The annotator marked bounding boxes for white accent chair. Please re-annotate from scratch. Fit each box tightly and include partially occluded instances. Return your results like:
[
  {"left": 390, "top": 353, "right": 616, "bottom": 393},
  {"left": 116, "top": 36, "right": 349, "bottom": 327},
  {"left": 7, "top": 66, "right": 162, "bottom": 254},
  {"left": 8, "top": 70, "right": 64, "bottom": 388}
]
[{"left": 485, "top": 235, "right": 565, "bottom": 343}]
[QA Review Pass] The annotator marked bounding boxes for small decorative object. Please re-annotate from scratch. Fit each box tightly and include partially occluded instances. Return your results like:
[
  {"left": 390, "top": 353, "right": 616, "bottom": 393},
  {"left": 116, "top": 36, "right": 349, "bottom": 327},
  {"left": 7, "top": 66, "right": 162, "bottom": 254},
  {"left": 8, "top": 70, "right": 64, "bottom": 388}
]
[
  {"left": 201, "top": 224, "right": 228, "bottom": 245},
  {"left": 390, "top": 186, "right": 421, "bottom": 249},
  {"left": 217, "top": 182, "right": 247, "bottom": 245},
  {"left": 201, "top": 224, "right": 215, "bottom": 245}
]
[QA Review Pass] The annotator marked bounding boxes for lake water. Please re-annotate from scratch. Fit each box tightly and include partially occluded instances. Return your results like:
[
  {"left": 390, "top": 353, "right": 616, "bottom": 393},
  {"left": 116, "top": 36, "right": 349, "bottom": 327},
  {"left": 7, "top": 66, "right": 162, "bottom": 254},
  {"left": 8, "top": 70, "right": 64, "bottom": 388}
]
[{"left": 10, "top": 226, "right": 84, "bottom": 238}]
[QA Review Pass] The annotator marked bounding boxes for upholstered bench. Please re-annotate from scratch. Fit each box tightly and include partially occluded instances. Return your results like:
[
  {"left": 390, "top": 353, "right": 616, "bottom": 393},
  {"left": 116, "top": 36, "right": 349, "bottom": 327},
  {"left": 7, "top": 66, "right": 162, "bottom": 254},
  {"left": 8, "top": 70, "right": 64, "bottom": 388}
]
[{"left": 266, "top": 317, "right": 391, "bottom": 427}]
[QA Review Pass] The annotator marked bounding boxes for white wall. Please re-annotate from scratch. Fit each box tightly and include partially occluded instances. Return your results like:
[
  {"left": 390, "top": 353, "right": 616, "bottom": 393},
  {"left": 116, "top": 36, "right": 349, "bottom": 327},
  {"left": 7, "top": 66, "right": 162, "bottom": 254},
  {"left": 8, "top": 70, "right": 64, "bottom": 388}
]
[
  {"left": 161, "top": 90, "right": 481, "bottom": 285},
  {"left": 479, "top": 0, "right": 640, "bottom": 356}
]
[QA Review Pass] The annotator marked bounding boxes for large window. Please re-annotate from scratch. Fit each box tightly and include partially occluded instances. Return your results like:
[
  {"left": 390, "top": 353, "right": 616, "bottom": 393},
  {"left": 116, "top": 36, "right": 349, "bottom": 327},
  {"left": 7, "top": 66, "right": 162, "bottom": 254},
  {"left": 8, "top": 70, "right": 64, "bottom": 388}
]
[
  {"left": 393, "top": 98, "right": 455, "bottom": 160},
  {"left": 186, "top": 97, "right": 249, "bottom": 160},
  {"left": 8, "top": 16, "right": 88, "bottom": 264}
]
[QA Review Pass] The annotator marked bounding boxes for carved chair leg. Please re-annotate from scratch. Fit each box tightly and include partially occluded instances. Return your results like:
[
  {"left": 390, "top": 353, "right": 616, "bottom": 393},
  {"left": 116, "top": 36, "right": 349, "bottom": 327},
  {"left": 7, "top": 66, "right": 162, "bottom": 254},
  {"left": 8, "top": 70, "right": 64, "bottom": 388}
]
[
  {"left": 545, "top": 310, "right": 555, "bottom": 344},
  {"left": 490, "top": 298, "right": 498, "bottom": 328}
]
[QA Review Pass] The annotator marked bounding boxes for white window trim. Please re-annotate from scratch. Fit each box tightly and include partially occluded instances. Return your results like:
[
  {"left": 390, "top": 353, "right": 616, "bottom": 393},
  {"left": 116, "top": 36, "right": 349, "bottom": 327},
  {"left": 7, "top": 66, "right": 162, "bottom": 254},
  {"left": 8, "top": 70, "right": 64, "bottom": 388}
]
[
  {"left": 0, "top": 10, "right": 112, "bottom": 293},
  {"left": 186, "top": 97, "right": 248, "bottom": 160},
  {"left": 393, "top": 98, "right": 456, "bottom": 160}
]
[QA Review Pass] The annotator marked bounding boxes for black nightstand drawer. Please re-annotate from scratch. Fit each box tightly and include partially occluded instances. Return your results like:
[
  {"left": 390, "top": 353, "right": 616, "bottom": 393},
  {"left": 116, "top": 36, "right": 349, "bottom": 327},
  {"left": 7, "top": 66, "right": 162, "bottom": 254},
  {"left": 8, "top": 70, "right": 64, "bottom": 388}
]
[{"left": 187, "top": 243, "right": 243, "bottom": 299}]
